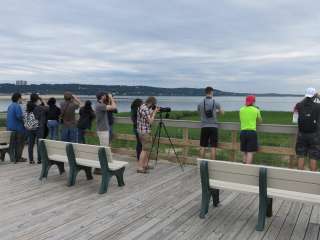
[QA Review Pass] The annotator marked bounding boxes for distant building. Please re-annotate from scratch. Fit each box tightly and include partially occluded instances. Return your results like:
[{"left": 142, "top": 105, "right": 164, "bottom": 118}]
[{"left": 16, "top": 80, "right": 27, "bottom": 86}]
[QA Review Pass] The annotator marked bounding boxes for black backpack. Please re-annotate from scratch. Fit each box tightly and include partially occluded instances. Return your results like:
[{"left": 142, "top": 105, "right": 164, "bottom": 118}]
[
  {"left": 203, "top": 98, "right": 215, "bottom": 118},
  {"left": 297, "top": 99, "right": 319, "bottom": 133}
]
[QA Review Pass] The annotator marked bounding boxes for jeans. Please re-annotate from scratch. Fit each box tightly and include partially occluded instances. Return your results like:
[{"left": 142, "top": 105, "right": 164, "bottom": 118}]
[
  {"left": 47, "top": 120, "right": 59, "bottom": 140},
  {"left": 61, "top": 127, "right": 77, "bottom": 143},
  {"left": 27, "top": 130, "right": 37, "bottom": 162},
  {"left": 9, "top": 131, "right": 25, "bottom": 163},
  {"left": 77, "top": 128, "right": 86, "bottom": 144},
  {"left": 134, "top": 128, "right": 142, "bottom": 161}
]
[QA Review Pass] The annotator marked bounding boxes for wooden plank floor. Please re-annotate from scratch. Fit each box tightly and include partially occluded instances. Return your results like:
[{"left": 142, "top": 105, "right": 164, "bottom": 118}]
[{"left": 1, "top": 155, "right": 320, "bottom": 240}]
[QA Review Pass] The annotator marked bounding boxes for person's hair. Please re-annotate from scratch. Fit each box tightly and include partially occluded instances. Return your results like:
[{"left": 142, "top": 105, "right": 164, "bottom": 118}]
[
  {"left": 145, "top": 96, "right": 157, "bottom": 106},
  {"left": 131, "top": 98, "right": 143, "bottom": 110},
  {"left": 64, "top": 91, "right": 73, "bottom": 101},
  {"left": 205, "top": 86, "right": 214, "bottom": 95},
  {"left": 84, "top": 100, "right": 93, "bottom": 111},
  {"left": 47, "top": 97, "right": 56, "bottom": 107},
  {"left": 26, "top": 101, "right": 35, "bottom": 113},
  {"left": 11, "top": 92, "right": 21, "bottom": 102},
  {"left": 30, "top": 93, "right": 40, "bottom": 103}
]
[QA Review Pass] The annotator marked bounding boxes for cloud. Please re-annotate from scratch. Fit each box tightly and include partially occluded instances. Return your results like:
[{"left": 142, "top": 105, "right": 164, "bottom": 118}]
[{"left": 0, "top": 0, "right": 319, "bottom": 93}]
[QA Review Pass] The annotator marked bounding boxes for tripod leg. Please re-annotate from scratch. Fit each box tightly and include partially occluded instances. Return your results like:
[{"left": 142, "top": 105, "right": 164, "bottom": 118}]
[
  {"left": 162, "top": 123, "right": 184, "bottom": 171},
  {"left": 147, "top": 125, "right": 160, "bottom": 165},
  {"left": 154, "top": 124, "right": 162, "bottom": 166}
]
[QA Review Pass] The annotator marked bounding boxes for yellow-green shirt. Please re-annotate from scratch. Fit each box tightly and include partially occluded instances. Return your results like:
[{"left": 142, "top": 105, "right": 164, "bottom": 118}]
[{"left": 239, "top": 106, "right": 262, "bottom": 131}]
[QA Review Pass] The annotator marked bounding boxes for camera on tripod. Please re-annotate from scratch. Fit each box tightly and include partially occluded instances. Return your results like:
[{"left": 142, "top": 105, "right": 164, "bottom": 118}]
[{"left": 159, "top": 107, "right": 171, "bottom": 113}]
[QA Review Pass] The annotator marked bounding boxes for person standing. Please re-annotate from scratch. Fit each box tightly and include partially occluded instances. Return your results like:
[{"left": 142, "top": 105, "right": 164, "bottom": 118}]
[
  {"left": 27, "top": 93, "right": 48, "bottom": 164},
  {"left": 136, "top": 96, "right": 159, "bottom": 173},
  {"left": 106, "top": 94, "right": 118, "bottom": 143},
  {"left": 295, "top": 87, "right": 320, "bottom": 171},
  {"left": 95, "top": 92, "right": 117, "bottom": 146},
  {"left": 239, "top": 95, "right": 262, "bottom": 164},
  {"left": 47, "top": 97, "right": 61, "bottom": 140},
  {"left": 131, "top": 98, "right": 143, "bottom": 161},
  {"left": 198, "top": 86, "right": 224, "bottom": 160},
  {"left": 77, "top": 100, "right": 95, "bottom": 144},
  {"left": 24, "top": 101, "right": 39, "bottom": 164},
  {"left": 7, "top": 93, "right": 26, "bottom": 163},
  {"left": 60, "top": 92, "right": 80, "bottom": 142}
]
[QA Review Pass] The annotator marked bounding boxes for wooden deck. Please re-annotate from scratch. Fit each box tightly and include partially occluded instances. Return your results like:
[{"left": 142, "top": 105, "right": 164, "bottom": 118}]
[{"left": 1, "top": 156, "right": 320, "bottom": 240}]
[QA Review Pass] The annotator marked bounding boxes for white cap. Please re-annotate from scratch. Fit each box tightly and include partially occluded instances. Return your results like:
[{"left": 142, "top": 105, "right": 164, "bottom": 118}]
[{"left": 305, "top": 87, "right": 316, "bottom": 98}]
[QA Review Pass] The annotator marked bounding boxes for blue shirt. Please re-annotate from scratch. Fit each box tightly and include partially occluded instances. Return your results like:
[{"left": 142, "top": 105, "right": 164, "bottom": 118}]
[{"left": 7, "top": 102, "right": 25, "bottom": 132}]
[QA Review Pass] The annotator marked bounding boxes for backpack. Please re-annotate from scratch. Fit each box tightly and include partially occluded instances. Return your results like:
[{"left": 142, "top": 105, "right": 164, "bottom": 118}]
[
  {"left": 297, "top": 100, "right": 319, "bottom": 133},
  {"left": 203, "top": 98, "right": 215, "bottom": 118},
  {"left": 24, "top": 112, "right": 39, "bottom": 130}
]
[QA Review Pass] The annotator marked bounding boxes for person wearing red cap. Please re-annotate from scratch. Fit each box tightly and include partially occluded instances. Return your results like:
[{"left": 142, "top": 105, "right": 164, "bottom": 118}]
[{"left": 239, "top": 95, "right": 262, "bottom": 164}]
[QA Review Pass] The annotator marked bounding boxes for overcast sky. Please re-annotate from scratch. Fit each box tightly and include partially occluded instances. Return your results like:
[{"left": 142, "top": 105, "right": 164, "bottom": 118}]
[{"left": 0, "top": 0, "right": 319, "bottom": 93}]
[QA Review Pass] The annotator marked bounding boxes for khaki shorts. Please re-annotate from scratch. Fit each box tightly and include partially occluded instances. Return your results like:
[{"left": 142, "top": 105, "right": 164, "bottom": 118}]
[{"left": 139, "top": 133, "right": 153, "bottom": 151}]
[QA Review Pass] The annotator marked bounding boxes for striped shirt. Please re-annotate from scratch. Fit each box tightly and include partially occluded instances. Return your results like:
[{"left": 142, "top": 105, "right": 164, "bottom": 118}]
[{"left": 137, "top": 104, "right": 153, "bottom": 134}]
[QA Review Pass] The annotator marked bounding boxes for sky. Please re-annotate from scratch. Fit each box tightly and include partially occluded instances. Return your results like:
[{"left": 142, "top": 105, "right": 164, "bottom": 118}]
[{"left": 0, "top": 0, "right": 320, "bottom": 93}]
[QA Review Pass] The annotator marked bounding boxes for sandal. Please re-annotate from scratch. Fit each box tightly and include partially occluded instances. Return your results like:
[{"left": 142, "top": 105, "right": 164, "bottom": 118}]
[{"left": 29, "top": 160, "right": 35, "bottom": 164}]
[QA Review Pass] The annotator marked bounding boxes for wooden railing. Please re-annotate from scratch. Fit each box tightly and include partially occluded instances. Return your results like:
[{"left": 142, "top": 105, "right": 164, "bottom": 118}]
[
  {"left": 107, "top": 117, "right": 298, "bottom": 165},
  {"left": 0, "top": 114, "right": 298, "bottom": 166}
]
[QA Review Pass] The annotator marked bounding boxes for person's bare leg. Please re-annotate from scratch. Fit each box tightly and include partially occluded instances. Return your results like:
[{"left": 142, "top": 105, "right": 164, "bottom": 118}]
[
  {"left": 246, "top": 152, "right": 254, "bottom": 164},
  {"left": 200, "top": 147, "right": 206, "bottom": 158},
  {"left": 298, "top": 157, "right": 305, "bottom": 170},
  {"left": 210, "top": 148, "right": 216, "bottom": 160},
  {"left": 310, "top": 159, "right": 317, "bottom": 171},
  {"left": 243, "top": 153, "right": 247, "bottom": 164},
  {"left": 138, "top": 151, "right": 146, "bottom": 170}
]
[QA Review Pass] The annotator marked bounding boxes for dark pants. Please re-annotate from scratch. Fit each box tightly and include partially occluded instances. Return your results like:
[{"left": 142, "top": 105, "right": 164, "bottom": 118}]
[
  {"left": 27, "top": 130, "right": 38, "bottom": 162},
  {"left": 134, "top": 129, "right": 142, "bottom": 161},
  {"left": 9, "top": 131, "right": 25, "bottom": 163},
  {"left": 77, "top": 128, "right": 86, "bottom": 144}
]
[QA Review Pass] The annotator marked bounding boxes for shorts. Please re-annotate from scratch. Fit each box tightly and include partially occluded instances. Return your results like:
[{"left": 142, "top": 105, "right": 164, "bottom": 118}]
[
  {"left": 240, "top": 130, "right": 258, "bottom": 152},
  {"left": 139, "top": 133, "right": 153, "bottom": 151},
  {"left": 295, "top": 132, "right": 320, "bottom": 160},
  {"left": 200, "top": 127, "right": 218, "bottom": 148}
]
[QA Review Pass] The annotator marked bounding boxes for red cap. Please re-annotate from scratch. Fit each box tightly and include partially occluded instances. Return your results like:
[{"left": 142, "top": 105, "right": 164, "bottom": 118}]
[{"left": 245, "top": 95, "right": 256, "bottom": 106}]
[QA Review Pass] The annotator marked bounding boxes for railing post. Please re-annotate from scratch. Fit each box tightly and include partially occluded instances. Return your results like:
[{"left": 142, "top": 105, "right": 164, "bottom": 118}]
[
  {"left": 289, "top": 133, "right": 297, "bottom": 168},
  {"left": 182, "top": 128, "right": 189, "bottom": 163},
  {"left": 231, "top": 130, "right": 237, "bottom": 161}
]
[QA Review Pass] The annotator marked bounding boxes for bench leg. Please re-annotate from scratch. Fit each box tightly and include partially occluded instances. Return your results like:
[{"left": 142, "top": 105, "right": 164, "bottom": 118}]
[
  {"left": 200, "top": 189, "right": 211, "bottom": 219},
  {"left": 99, "top": 172, "right": 111, "bottom": 194},
  {"left": 114, "top": 167, "right": 125, "bottom": 187},
  {"left": 68, "top": 167, "right": 78, "bottom": 186},
  {"left": 256, "top": 168, "right": 268, "bottom": 231},
  {"left": 0, "top": 150, "right": 5, "bottom": 161},
  {"left": 210, "top": 188, "right": 220, "bottom": 207},
  {"left": 84, "top": 167, "right": 93, "bottom": 180},
  {"left": 267, "top": 197, "right": 273, "bottom": 218},
  {"left": 55, "top": 162, "right": 65, "bottom": 175}
]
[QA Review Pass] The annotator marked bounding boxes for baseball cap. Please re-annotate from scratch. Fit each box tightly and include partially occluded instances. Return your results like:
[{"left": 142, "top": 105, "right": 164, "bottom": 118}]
[
  {"left": 245, "top": 95, "right": 256, "bottom": 106},
  {"left": 305, "top": 87, "right": 316, "bottom": 98}
]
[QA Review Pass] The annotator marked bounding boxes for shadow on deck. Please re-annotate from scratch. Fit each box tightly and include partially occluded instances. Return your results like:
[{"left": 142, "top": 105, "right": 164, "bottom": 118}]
[{"left": 0, "top": 155, "right": 319, "bottom": 240}]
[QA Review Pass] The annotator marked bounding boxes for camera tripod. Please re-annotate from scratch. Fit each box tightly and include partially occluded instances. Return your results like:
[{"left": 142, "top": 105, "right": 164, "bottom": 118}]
[{"left": 147, "top": 113, "right": 184, "bottom": 171}]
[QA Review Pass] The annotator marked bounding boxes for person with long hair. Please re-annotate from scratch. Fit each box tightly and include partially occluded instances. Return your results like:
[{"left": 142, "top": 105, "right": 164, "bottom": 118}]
[
  {"left": 47, "top": 97, "right": 61, "bottom": 140},
  {"left": 131, "top": 98, "right": 143, "bottom": 161},
  {"left": 29, "top": 93, "right": 48, "bottom": 164},
  {"left": 25, "top": 101, "right": 39, "bottom": 164},
  {"left": 77, "top": 100, "right": 95, "bottom": 143}
]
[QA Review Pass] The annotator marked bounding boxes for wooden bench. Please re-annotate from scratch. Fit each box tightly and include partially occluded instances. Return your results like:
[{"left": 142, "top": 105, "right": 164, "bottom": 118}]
[
  {"left": 38, "top": 139, "right": 128, "bottom": 194},
  {"left": 198, "top": 158, "right": 320, "bottom": 231},
  {"left": 0, "top": 131, "right": 11, "bottom": 161}
]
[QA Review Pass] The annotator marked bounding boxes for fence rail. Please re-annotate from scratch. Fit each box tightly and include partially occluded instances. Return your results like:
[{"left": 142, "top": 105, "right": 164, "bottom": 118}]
[{"left": 111, "top": 117, "right": 298, "bottom": 165}]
